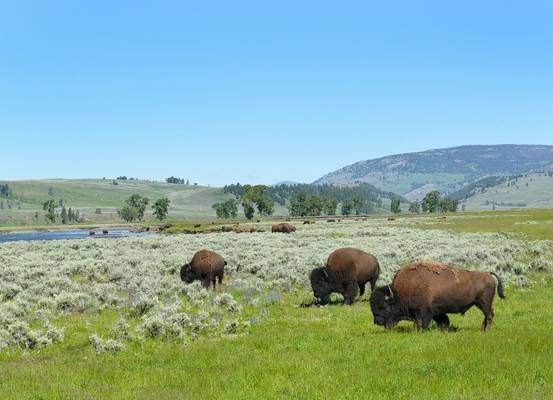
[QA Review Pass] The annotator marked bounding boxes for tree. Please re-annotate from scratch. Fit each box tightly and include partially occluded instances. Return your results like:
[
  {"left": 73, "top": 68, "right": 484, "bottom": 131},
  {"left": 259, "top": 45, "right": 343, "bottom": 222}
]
[
  {"left": 42, "top": 199, "right": 57, "bottom": 223},
  {"left": 341, "top": 199, "right": 354, "bottom": 216},
  {"left": 61, "top": 206, "right": 68, "bottom": 224},
  {"left": 117, "top": 194, "right": 150, "bottom": 222},
  {"left": 241, "top": 199, "right": 255, "bottom": 220},
  {"left": 352, "top": 196, "right": 364, "bottom": 215},
  {"left": 390, "top": 198, "right": 401, "bottom": 214},
  {"left": 125, "top": 194, "right": 150, "bottom": 220},
  {"left": 289, "top": 191, "right": 308, "bottom": 217},
  {"left": 440, "top": 196, "right": 458, "bottom": 213},
  {"left": 323, "top": 198, "right": 338, "bottom": 215},
  {"left": 408, "top": 201, "right": 421, "bottom": 213},
  {"left": 212, "top": 198, "right": 238, "bottom": 219},
  {"left": 0, "top": 184, "right": 11, "bottom": 198},
  {"left": 166, "top": 177, "right": 185, "bottom": 184},
  {"left": 422, "top": 191, "right": 441, "bottom": 213},
  {"left": 152, "top": 197, "right": 171, "bottom": 220},
  {"left": 118, "top": 205, "right": 139, "bottom": 222}
]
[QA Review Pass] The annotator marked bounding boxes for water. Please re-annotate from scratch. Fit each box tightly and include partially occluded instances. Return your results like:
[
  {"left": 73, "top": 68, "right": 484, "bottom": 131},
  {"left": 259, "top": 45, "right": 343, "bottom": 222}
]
[{"left": 0, "top": 228, "right": 152, "bottom": 243}]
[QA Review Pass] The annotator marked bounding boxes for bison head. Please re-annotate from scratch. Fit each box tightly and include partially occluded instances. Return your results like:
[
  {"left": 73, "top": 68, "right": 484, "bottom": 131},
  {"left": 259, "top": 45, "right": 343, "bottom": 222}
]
[
  {"left": 180, "top": 263, "right": 197, "bottom": 283},
  {"left": 309, "top": 267, "right": 333, "bottom": 304},
  {"left": 370, "top": 286, "right": 402, "bottom": 328}
]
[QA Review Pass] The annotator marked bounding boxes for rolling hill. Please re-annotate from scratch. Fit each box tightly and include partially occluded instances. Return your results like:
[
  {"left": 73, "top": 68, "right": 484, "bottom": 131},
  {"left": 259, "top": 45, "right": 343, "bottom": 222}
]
[
  {"left": 315, "top": 145, "right": 553, "bottom": 200},
  {"left": 451, "top": 172, "right": 553, "bottom": 211},
  {"left": 0, "top": 179, "right": 232, "bottom": 226}
]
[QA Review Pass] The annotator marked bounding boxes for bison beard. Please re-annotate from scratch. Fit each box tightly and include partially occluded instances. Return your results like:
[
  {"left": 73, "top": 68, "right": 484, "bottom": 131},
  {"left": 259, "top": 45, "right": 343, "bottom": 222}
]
[{"left": 370, "top": 262, "right": 506, "bottom": 331}]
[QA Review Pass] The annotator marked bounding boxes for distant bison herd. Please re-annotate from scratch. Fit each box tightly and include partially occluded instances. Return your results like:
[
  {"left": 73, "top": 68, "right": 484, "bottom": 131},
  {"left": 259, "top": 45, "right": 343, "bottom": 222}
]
[{"left": 180, "top": 224, "right": 506, "bottom": 331}]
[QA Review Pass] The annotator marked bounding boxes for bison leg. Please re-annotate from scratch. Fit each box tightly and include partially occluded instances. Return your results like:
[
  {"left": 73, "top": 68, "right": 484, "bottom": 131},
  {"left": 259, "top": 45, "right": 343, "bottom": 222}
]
[
  {"left": 433, "top": 314, "right": 450, "bottom": 330},
  {"left": 218, "top": 273, "right": 224, "bottom": 286},
  {"left": 415, "top": 310, "right": 433, "bottom": 331},
  {"left": 343, "top": 281, "right": 359, "bottom": 305},
  {"left": 201, "top": 275, "right": 211, "bottom": 289},
  {"left": 369, "top": 277, "right": 378, "bottom": 291},
  {"left": 358, "top": 282, "right": 366, "bottom": 297},
  {"left": 476, "top": 302, "right": 494, "bottom": 331}
]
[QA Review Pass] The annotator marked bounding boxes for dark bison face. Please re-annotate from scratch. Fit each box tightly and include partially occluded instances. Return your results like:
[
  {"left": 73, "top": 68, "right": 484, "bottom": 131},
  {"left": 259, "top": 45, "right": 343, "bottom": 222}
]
[
  {"left": 370, "top": 286, "right": 400, "bottom": 328},
  {"left": 309, "top": 267, "right": 331, "bottom": 303},
  {"left": 180, "top": 264, "right": 196, "bottom": 283}
]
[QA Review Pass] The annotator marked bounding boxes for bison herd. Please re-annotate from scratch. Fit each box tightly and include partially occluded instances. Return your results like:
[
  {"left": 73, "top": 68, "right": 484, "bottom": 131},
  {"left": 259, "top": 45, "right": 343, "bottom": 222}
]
[{"left": 181, "top": 230, "right": 506, "bottom": 331}]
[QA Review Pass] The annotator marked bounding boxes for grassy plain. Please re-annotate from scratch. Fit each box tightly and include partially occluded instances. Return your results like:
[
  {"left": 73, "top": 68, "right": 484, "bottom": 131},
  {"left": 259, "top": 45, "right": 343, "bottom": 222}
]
[
  {"left": 1, "top": 212, "right": 552, "bottom": 399},
  {"left": 1, "top": 277, "right": 552, "bottom": 399}
]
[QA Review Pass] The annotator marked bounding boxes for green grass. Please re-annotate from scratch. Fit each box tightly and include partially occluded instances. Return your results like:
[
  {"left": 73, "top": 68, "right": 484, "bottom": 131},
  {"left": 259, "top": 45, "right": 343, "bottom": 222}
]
[
  {"left": 0, "top": 179, "right": 233, "bottom": 226},
  {"left": 1, "top": 277, "right": 552, "bottom": 399},
  {"left": 414, "top": 209, "right": 553, "bottom": 240}
]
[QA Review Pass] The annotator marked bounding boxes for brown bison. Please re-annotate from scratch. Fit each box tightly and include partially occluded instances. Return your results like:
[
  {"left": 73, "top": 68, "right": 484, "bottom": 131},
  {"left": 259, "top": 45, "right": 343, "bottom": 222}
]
[
  {"left": 272, "top": 223, "right": 296, "bottom": 233},
  {"left": 180, "top": 250, "right": 226, "bottom": 289},
  {"left": 370, "top": 261, "right": 505, "bottom": 331},
  {"left": 303, "top": 220, "right": 316, "bottom": 225},
  {"left": 310, "top": 247, "right": 380, "bottom": 305}
]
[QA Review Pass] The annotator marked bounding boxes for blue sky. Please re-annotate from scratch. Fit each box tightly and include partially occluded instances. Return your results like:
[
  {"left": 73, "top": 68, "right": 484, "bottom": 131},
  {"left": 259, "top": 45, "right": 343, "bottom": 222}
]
[{"left": 1, "top": 1, "right": 552, "bottom": 186}]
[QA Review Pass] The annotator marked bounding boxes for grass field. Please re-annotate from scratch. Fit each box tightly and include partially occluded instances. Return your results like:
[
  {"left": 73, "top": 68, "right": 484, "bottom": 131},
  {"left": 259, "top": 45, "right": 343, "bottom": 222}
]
[
  {"left": 0, "top": 179, "right": 232, "bottom": 225},
  {"left": 1, "top": 277, "right": 551, "bottom": 399},
  {"left": 413, "top": 209, "right": 553, "bottom": 240},
  {"left": 1, "top": 213, "right": 552, "bottom": 399},
  {"left": 0, "top": 179, "right": 294, "bottom": 227}
]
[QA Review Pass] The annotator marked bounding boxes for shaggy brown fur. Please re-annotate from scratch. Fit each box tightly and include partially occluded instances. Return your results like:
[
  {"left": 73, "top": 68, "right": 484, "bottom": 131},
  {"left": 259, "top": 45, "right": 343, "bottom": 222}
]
[
  {"left": 371, "top": 261, "right": 505, "bottom": 331},
  {"left": 180, "top": 250, "right": 226, "bottom": 289},
  {"left": 310, "top": 247, "right": 380, "bottom": 305},
  {"left": 271, "top": 223, "right": 296, "bottom": 233}
]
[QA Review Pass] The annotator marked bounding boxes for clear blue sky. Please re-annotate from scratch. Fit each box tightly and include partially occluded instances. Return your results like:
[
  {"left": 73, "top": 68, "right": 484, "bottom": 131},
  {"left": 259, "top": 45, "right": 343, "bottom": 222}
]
[{"left": 1, "top": 1, "right": 552, "bottom": 186}]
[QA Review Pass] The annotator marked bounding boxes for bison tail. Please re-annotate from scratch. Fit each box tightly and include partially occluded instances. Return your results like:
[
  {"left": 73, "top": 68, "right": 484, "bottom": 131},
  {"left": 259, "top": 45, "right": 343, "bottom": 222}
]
[{"left": 491, "top": 272, "right": 506, "bottom": 299}]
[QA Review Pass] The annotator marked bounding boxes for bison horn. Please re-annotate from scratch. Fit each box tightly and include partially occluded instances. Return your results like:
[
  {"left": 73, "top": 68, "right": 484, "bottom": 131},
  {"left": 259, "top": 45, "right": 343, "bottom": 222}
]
[
  {"left": 386, "top": 286, "right": 394, "bottom": 299},
  {"left": 322, "top": 269, "right": 328, "bottom": 279}
]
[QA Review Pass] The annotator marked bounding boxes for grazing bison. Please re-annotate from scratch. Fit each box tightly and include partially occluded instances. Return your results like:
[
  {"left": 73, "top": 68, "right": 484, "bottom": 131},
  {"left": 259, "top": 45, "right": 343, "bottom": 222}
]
[
  {"left": 327, "top": 219, "right": 336, "bottom": 223},
  {"left": 272, "top": 223, "right": 296, "bottom": 233},
  {"left": 180, "top": 250, "right": 226, "bottom": 289},
  {"left": 102, "top": 230, "right": 109, "bottom": 235},
  {"left": 303, "top": 220, "right": 316, "bottom": 225},
  {"left": 310, "top": 247, "right": 380, "bottom": 305},
  {"left": 370, "top": 261, "right": 505, "bottom": 331}
]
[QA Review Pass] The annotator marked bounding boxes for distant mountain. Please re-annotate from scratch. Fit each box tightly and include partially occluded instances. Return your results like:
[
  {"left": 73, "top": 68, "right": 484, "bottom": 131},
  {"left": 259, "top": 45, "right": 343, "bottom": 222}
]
[{"left": 314, "top": 145, "right": 553, "bottom": 200}]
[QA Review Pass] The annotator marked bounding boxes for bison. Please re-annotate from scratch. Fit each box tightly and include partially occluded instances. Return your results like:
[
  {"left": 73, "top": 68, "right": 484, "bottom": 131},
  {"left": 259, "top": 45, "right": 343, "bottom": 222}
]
[
  {"left": 310, "top": 247, "right": 380, "bottom": 305},
  {"left": 370, "top": 261, "right": 505, "bottom": 331},
  {"left": 272, "top": 223, "right": 296, "bottom": 233},
  {"left": 180, "top": 250, "right": 226, "bottom": 289}
]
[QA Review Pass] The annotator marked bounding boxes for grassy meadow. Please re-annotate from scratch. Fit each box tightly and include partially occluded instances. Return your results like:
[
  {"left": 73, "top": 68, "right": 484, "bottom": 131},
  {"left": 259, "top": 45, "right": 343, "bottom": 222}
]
[
  {"left": 0, "top": 212, "right": 552, "bottom": 399},
  {"left": 0, "top": 179, "right": 231, "bottom": 226}
]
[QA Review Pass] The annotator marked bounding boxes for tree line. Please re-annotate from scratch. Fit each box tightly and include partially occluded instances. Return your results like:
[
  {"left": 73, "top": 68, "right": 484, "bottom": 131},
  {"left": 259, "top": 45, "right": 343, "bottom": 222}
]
[
  {"left": 166, "top": 176, "right": 190, "bottom": 185},
  {"left": 117, "top": 194, "right": 171, "bottom": 222},
  {"left": 221, "top": 182, "right": 405, "bottom": 218},
  {"left": 404, "top": 191, "right": 458, "bottom": 214},
  {"left": 213, "top": 185, "right": 274, "bottom": 219}
]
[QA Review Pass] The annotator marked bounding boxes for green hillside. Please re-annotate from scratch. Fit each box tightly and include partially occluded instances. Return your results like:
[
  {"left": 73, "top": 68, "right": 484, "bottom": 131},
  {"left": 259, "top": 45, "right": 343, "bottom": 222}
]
[
  {"left": 0, "top": 179, "right": 231, "bottom": 226},
  {"left": 457, "top": 173, "right": 553, "bottom": 211}
]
